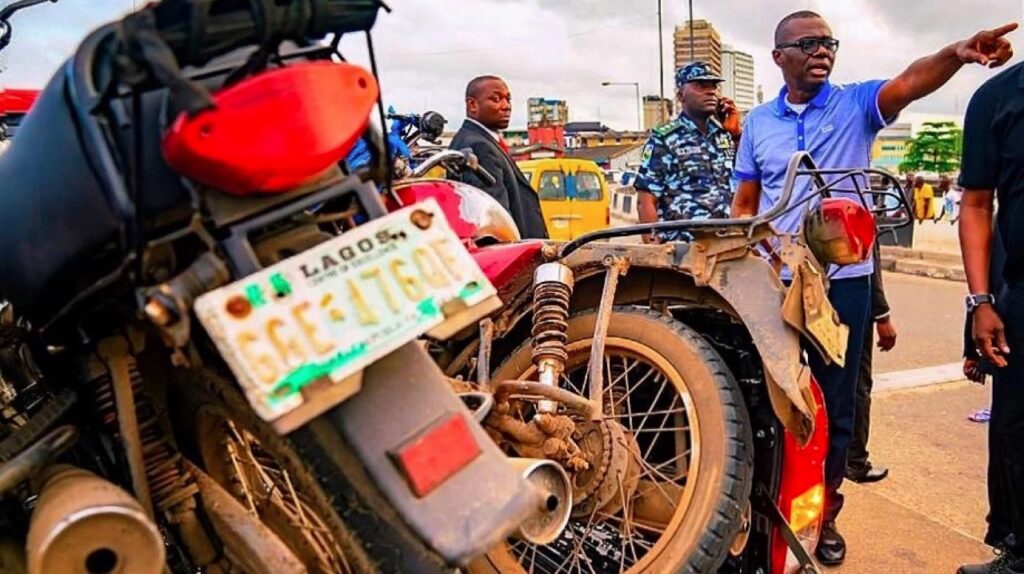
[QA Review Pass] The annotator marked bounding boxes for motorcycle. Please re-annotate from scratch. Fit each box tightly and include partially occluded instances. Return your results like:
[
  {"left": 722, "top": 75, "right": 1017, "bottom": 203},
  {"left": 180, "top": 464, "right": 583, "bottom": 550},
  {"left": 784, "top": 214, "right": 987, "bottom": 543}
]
[
  {"left": 390, "top": 148, "right": 912, "bottom": 573},
  {"left": 0, "top": 2, "right": 563, "bottom": 573}
]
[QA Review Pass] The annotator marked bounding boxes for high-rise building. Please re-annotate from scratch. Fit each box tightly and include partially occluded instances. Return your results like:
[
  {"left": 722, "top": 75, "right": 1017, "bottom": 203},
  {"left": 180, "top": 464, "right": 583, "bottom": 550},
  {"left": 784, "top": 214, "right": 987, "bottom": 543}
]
[
  {"left": 526, "top": 98, "right": 569, "bottom": 147},
  {"left": 643, "top": 95, "right": 674, "bottom": 130},
  {"left": 721, "top": 44, "right": 756, "bottom": 112},
  {"left": 674, "top": 19, "right": 722, "bottom": 76}
]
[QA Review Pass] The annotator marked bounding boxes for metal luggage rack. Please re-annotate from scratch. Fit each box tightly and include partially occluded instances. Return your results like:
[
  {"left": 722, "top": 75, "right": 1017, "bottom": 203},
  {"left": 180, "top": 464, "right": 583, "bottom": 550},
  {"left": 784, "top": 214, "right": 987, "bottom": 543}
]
[{"left": 559, "top": 151, "right": 913, "bottom": 258}]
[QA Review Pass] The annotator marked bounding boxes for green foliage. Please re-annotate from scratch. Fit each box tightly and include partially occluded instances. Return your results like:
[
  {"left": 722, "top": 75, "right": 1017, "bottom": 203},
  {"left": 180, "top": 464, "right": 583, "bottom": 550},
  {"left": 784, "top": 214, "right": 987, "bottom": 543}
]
[{"left": 899, "top": 121, "right": 963, "bottom": 174}]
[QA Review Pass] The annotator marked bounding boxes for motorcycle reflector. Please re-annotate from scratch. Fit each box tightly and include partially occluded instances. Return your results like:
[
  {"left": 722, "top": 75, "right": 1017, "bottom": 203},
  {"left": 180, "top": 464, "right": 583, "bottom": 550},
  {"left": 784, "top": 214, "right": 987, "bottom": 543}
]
[
  {"left": 804, "top": 198, "right": 876, "bottom": 266},
  {"left": 162, "top": 62, "right": 379, "bottom": 195},
  {"left": 391, "top": 413, "right": 482, "bottom": 498}
]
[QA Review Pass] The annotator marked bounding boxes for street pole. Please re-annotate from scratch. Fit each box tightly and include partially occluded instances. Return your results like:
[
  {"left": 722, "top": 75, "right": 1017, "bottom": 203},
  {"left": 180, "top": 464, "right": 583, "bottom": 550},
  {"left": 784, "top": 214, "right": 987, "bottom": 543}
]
[
  {"left": 688, "top": 0, "right": 695, "bottom": 61},
  {"left": 657, "top": 0, "right": 665, "bottom": 120},
  {"left": 634, "top": 83, "right": 642, "bottom": 131}
]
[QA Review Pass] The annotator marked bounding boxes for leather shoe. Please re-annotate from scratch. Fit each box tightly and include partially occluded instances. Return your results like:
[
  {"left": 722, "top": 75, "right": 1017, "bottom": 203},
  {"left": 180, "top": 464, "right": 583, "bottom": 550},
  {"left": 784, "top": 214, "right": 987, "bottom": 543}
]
[
  {"left": 845, "top": 465, "right": 889, "bottom": 484},
  {"left": 957, "top": 548, "right": 1024, "bottom": 573},
  {"left": 815, "top": 521, "right": 846, "bottom": 566}
]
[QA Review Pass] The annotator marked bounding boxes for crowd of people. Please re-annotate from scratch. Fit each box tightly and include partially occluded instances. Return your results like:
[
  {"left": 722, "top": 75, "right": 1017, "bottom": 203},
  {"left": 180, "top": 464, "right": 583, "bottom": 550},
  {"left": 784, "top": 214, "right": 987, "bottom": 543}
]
[{"left": 451, "top": 9, "right": 1022, "bottom": 574}]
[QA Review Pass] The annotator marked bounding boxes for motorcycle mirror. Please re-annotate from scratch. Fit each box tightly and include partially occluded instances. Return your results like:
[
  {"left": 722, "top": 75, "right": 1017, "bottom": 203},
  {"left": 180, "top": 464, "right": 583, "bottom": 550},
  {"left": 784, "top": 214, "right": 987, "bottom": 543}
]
[{"left": 419, "top": 111, "right": 446, "bottom": 143}]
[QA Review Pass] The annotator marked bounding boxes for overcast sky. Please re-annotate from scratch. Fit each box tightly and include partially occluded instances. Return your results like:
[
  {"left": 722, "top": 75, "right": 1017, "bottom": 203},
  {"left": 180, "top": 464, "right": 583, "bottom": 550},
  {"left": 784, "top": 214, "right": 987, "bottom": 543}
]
[{"left": 2, "top": 0, "right": 1022, "bottom": 131}]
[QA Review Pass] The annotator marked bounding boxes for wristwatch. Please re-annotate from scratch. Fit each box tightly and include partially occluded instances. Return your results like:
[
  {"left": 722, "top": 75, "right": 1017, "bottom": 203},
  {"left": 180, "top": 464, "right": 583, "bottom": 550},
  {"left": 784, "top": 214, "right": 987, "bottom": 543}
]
[{"left": 965, "top": 293, "right": 996, "bottom": 313}]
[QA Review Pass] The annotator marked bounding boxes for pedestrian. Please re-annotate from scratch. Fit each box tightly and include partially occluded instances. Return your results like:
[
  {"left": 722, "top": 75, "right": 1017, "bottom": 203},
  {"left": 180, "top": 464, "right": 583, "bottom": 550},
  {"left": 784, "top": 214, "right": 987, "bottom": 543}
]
[
  {"left": 450, "top": 76, "right": 548, "bottom": 239},
  {"left": 913, "top": 175, "right": 936, "bottom": 223},
  {"left": 633, "top": 62, "right": 742, "bottom": 244},
  {"left": 846, "top": 252, "right": 898, "bottom": 484},
  {"left": 957, "top": 54, "right": 1024, "bottom": 572},
  {"left": 730, "top": 10, "right": 1015, "bottom": 566},
  {"left": 937, "top": 174, "right": 954, "bottom": 221}
]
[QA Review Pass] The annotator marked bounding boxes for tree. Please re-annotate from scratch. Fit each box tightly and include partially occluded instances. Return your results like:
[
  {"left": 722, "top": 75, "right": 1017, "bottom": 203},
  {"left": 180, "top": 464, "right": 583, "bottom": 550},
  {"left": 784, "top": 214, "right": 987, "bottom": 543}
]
[{"left": 899, "top": 121, "right": 963, "bottom": 174}]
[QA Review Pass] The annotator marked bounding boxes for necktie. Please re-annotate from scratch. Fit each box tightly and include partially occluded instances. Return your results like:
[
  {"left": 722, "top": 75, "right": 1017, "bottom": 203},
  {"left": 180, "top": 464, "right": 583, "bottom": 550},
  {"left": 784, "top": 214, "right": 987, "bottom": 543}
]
[{"left": 498, "top": 136, "right": 510, "bottom": 154}]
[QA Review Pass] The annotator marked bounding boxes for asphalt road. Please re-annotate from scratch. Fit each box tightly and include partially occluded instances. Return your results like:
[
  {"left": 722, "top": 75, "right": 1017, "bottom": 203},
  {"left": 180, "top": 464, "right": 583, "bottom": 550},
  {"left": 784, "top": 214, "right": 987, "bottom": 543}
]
[{"left": 873, "top": 271, "right": 967, "bottom": 374}]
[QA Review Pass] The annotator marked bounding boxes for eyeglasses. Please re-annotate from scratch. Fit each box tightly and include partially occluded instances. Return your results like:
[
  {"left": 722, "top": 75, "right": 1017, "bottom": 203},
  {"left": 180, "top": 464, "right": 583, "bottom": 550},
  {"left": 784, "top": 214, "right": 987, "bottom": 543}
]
[{"left": 775, "top": 37, "right": 840, "bottom": 55}]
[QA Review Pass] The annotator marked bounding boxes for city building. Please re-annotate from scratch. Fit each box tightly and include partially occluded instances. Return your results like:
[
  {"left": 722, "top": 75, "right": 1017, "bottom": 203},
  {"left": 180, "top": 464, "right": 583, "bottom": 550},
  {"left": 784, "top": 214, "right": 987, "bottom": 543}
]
[
  {"left": 527, "top": 97, "right": 568, "bottom": 148},
  {"left": 871, "top": 122, "right": 913, "bottom": 172},
  {"left": 643, "top": 95, "right": 674, "bottom": 130},
  {"left": 501, "top": 129, "right": 529, "bottom": 148},
  {"left": 567, "top": 143, "right": 644, "bottom": 172},
  {"left": 721, "top": 44, "right": 756, "bottom": 112},
  {"left": 674, "top": 19, "right": 722, "bottom": 75}
]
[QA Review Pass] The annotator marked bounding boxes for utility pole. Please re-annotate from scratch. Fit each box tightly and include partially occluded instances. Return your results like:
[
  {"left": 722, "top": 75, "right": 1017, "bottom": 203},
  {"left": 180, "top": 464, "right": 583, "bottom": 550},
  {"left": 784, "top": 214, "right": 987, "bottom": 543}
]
[
  {"left": 657, "top": 0, "right": 665, "bottom": 119},
  {"left": 688, "top": 0, "right": 695, "bottom": 61}
]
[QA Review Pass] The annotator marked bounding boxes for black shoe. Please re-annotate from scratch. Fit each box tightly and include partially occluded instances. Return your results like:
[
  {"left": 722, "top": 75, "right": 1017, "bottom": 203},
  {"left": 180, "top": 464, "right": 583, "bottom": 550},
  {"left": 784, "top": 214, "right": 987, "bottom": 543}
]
[
  {"left": 815, "top": 521, "right": 846, "bottom": 566},
  {"left": 845, "top": 464, "right": 889, "bottom": 484},
  {"left": 957, "top": 547, "right": 1024, "bottom": 573}
]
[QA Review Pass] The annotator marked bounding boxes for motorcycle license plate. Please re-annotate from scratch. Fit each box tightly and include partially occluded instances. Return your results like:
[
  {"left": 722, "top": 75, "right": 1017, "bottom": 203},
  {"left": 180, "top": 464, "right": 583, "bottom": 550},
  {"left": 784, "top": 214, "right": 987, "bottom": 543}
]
[{"left": 195, "top": 199, "right": 496, "bottom": 426}]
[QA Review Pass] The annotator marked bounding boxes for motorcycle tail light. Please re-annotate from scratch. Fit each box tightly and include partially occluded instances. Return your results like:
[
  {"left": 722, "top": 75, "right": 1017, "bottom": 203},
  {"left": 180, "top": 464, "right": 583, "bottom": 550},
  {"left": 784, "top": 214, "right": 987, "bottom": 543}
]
[
  {"left": 804, "top": 198, "right": 876, "bottom": 266},
  {"left": 162, "top": 62, "right": 379, "bottom": 196},
  {"left": 771, "top": 378, "right": 828, "bottom": 574}
]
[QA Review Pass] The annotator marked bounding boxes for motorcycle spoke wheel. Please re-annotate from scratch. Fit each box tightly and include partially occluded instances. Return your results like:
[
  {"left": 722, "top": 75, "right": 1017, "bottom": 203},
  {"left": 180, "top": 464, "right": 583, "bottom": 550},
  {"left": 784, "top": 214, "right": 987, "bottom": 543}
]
[
  {"left": 503, "top": 339, "right": 699, "bottom": 574},
  {"left": 196, "top": 413, "right": 351, "bottom": 574}
]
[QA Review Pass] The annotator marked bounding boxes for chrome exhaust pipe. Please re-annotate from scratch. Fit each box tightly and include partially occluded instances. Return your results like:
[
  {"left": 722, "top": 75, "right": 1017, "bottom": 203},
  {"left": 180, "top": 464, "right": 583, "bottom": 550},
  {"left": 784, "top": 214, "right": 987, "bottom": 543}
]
[
  {"left": 509, "top": 458, "right": 572, "bottom": 545},
  {"left": 26, "top": 465, "right": 165, "bottom": 574}
]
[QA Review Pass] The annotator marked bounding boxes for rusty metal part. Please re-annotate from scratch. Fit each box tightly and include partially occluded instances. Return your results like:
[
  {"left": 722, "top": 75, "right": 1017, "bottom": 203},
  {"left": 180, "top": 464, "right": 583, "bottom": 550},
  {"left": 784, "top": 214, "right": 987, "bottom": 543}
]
[
  {"left": 681, "top": 224, "right": 775, "bottom": 286},
  {"left": 781, "top": 251, "right": 849, "bottom": 367},
  {"left": 493, "top": 380, "right": 598, "bottom": 419},
  {"left": 26, "top": 464, "right": 165, "bottom": 574},
  {"left": 97, "top": 339, "right": 153, "bottom": 518},
  {"left": 457, "top": 391, "right": 494, "bottom": 422},
  {"left": 188, "top": 461, "right": 306, "bottom": 574},
  {"left": 140, "top": 252, "right": 232, "bottom": 351},
  {"left": 570, "top": 420, "right": 640, "bottom": 518},
  {"left": 89, "top": 342, "right": 219, "bottom": 567},
  {"left": 531, "top": 263, "right": 574, "bottom": 414},
  {"left": 631, "top": 479, "right": 684, "bottom": 531},
  {"left": 0, "top": 425, "right": 77, "bottom": 495},
  {"left": 485, "top": 407, "right": 589, "bottom": 472},
  {"left": 507, "top": 458, "right": 572, "bottom": 546},
  {"left": 729, "top": 501, "right": 753, "bottom": 557},
  {"left": 476, "top": 318, "right": 494, "bottom": 390},
  {"left": 584, "top": 256, "right": 629, "bottom": 415}
]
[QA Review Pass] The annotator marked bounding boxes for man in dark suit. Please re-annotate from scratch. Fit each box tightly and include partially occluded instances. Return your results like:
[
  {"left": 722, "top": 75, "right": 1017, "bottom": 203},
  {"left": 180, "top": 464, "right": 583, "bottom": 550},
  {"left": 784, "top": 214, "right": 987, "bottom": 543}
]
[{"left": 450, "top": 76, "right": 548, "bottom": 239}]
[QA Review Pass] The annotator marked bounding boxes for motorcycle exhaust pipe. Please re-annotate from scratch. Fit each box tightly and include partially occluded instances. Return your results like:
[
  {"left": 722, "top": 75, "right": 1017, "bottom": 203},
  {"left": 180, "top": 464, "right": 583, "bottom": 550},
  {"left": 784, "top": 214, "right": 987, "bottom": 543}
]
[
  {"left": 509, "top": 458, "right": 572, "bottom": 545},
  {"left": 26, "top": 465, "right": 165, "bottom": 574}
]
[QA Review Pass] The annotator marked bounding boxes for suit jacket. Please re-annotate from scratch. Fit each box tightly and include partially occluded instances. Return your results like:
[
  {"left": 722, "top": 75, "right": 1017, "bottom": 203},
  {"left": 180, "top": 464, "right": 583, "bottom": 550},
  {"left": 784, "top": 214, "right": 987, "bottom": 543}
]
[{"left": 449, "top": 120, "right": 549, "bottom": 239}]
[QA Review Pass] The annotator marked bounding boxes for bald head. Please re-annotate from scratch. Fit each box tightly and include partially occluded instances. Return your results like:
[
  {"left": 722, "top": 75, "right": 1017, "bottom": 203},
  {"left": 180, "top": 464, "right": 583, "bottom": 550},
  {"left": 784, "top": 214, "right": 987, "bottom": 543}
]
[{"left": 774, "top": 10, "right": 824, "bottom": 46}]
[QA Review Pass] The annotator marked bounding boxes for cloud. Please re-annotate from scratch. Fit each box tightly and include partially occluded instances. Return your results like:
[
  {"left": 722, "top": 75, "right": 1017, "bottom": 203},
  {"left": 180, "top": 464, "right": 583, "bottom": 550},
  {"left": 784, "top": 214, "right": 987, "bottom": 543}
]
[{"left": 3, "top": 0, "right": 1020, "bottom": 130}]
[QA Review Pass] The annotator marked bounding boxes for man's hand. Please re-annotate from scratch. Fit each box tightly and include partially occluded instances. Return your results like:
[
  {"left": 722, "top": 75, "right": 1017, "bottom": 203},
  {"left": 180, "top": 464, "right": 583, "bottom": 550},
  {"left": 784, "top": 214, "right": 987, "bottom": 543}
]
[
  {"left": 973, "top": 304, "right": 1010, "bottom": 367},
  {"left": 956, "top": 23, "right": 1018, "bottom": 68},
  {"left": 876, "top": 317, "right": 897, "bottom": 352},
  {"left": 718, "top": 97, "right": 741, "bottom": 137}
]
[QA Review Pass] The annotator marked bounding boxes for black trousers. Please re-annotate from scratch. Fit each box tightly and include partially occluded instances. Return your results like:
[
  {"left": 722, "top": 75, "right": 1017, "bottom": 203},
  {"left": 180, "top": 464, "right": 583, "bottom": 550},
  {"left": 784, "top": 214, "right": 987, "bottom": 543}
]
[
  {"left": 847, "top": 319, "right": 874, "bottom": 473},
  {"left": 990, "top": 282, "right": 1024, "bottom": 551}
]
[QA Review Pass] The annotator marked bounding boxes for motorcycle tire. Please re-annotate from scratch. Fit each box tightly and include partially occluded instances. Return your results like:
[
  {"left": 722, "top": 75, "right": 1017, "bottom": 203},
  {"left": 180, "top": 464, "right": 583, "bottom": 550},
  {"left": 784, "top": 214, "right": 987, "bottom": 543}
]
[{"left": 470, "top": 306, "right": 754, "bottom": 574}]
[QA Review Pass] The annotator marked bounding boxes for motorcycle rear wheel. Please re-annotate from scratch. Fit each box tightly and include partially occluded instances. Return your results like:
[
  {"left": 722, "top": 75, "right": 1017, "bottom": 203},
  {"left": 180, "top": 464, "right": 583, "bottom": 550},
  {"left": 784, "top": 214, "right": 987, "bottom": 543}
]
[{"left": 470, "top": 306, "right": 753, "bottom": 574}]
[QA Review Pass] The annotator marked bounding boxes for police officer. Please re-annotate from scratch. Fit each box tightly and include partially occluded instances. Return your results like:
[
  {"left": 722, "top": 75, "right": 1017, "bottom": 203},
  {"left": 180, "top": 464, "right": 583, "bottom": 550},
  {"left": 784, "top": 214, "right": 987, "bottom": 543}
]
[{"left": 634, "top": 62, "right": 742, "bottom": 242}]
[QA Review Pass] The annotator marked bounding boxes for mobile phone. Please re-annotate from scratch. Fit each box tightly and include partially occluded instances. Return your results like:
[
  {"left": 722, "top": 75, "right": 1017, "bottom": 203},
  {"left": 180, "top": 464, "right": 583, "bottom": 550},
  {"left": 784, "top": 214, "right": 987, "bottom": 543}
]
[{"left": 715, "top": 99, "right": 727, "bottom": 121}]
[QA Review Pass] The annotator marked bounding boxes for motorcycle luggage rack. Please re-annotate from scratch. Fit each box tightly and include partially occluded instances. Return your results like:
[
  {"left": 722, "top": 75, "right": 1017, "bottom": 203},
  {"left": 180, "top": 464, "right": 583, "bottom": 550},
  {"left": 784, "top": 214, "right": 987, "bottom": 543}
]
[{"left": 558, "top": 152, "right": 913, "bottom": 258}]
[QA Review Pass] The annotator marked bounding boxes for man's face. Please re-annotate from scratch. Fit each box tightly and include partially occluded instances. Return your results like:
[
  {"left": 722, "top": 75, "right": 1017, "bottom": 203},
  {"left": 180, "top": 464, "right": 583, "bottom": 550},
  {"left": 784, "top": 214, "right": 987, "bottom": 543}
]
[
  {"left": 679, "top": 81, "right": 721, "bottom": 118},
  {"left": 914, "top": 177, "right": 925, "bottom": 188},
  {"left": 467, "top": 79, "right": 512, "bottom": 130},
  {"left": 772, "top": 17, "right": 836, "bottom": 92}
]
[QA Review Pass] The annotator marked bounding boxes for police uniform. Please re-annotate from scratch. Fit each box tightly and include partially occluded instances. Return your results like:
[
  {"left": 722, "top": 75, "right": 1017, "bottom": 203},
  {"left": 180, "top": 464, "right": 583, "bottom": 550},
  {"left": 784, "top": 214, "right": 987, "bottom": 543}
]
[{"left": 634, "top": 62, "right": 736, "bottom": 241}]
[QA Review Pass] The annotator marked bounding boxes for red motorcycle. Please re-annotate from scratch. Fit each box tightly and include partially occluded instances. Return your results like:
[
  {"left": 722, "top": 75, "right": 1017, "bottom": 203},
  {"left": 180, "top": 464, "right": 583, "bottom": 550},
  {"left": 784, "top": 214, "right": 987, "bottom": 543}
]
[{"left": 390, "top": 151, "right": 910, "bottom": 574}]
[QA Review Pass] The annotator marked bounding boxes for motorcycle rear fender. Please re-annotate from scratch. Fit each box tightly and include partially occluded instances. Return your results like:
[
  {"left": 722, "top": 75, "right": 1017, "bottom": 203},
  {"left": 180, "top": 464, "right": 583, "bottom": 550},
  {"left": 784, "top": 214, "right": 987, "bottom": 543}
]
[
  {"left": 325, "top": 342, "right": 536, "bottom": 565},
  {"left": 559, "top": 239, "right": 819, "bottom": 445}
]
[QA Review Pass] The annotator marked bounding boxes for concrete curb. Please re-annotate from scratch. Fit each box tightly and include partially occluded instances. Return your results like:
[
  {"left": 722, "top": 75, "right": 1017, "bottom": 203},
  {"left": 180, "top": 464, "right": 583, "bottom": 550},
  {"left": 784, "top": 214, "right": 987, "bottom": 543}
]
[
  {"left": 880, "top": 246, "right": 965, "bottom": 283},
  {"left": 874, "top": 362, "right": 966, "bottom": 393}
]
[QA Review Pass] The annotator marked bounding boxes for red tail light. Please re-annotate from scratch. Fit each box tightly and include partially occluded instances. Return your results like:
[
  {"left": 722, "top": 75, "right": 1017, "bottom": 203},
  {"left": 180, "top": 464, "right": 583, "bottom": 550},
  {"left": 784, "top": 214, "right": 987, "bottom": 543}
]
[
  {"left": 771, "top": 377, "right": 828, "bottom": 574},
  {"left": 804, "top": 198, "right": 876, "bottom": 266},
  {"left": 162, "top": 62, "right": 379, "bottom": 196}
]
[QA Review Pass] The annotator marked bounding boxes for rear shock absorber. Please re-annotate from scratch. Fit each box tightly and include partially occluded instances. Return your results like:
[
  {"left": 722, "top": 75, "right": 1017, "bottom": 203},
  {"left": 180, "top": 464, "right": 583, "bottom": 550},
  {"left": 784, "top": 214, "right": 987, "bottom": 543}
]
[{"left": 531, "top": 263, "right": 574, "bottom": 414}]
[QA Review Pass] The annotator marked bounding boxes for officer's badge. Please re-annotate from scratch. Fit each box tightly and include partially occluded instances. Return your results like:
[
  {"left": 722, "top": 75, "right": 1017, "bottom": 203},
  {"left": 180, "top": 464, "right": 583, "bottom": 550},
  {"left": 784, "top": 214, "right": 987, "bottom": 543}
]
[{"left": 641, "top": 144, "right": 654, "bottom": 164}]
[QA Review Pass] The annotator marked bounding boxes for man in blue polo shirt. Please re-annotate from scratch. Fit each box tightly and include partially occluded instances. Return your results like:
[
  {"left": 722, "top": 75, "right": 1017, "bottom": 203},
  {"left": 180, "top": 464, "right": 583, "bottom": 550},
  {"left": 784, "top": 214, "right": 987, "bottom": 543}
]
[{"left": 732, "top": 10, "right": 1016, "bottom": 566}]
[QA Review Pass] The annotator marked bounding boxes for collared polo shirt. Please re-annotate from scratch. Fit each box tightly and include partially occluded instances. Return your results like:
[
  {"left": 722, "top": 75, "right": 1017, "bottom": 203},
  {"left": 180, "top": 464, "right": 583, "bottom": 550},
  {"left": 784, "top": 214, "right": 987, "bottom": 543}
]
[
  {"left": 734, "top": 80, "right": 892, "bottom": 279},
  {"left": 959, "top": 61, "right": 1024, "bottom": 284}
]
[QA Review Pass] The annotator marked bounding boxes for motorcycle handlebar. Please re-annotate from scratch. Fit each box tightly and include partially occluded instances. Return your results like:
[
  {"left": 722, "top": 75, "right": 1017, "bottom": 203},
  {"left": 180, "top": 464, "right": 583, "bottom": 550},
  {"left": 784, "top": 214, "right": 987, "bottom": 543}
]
[
  {"left": 0, "top": 0, "right": 55, "bottom": 23},
  {"left": 145, "top": 0, "right": 385, "bottom": 68}
]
